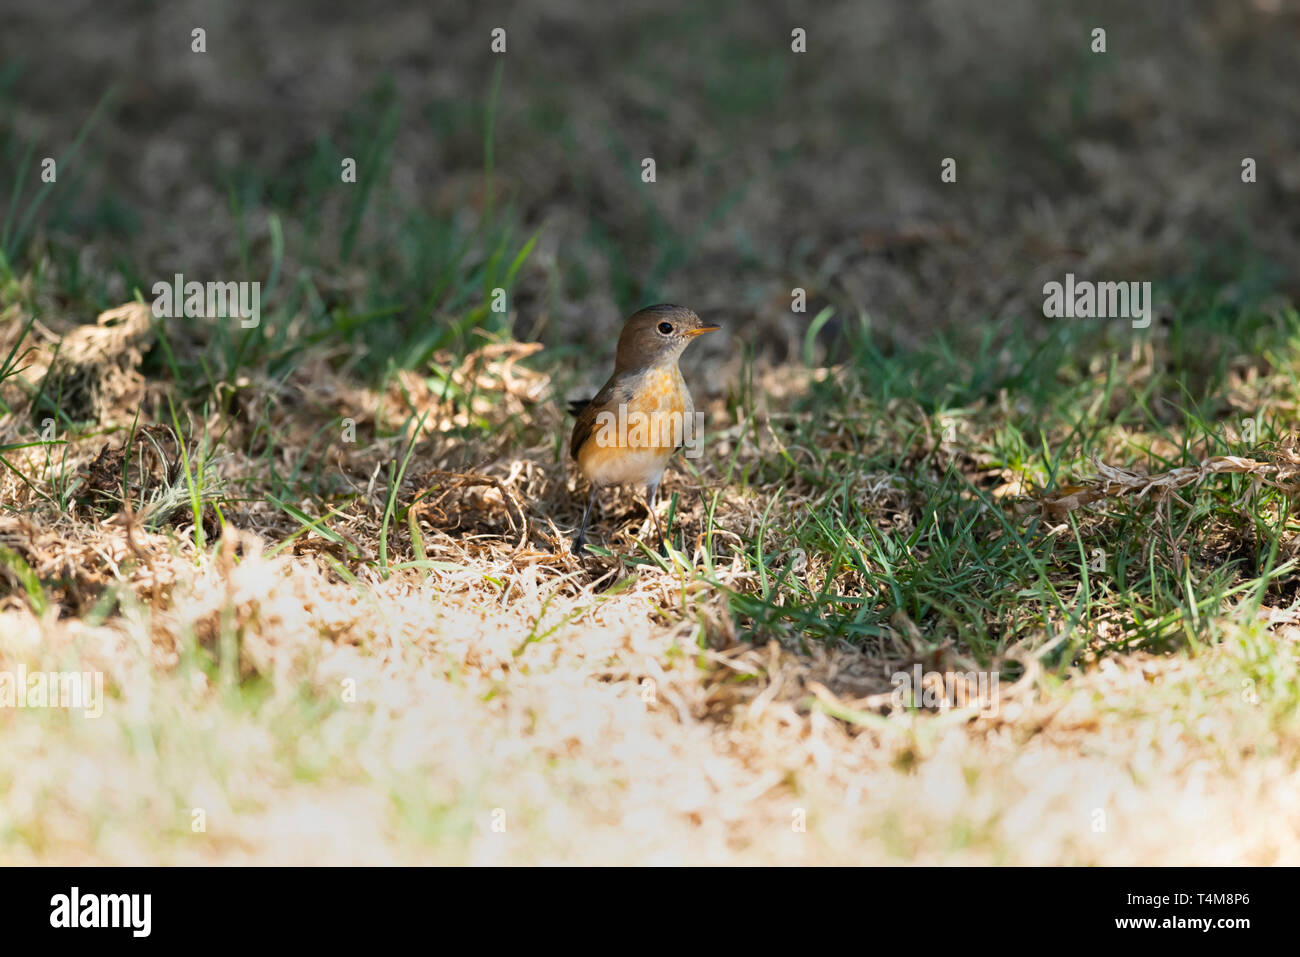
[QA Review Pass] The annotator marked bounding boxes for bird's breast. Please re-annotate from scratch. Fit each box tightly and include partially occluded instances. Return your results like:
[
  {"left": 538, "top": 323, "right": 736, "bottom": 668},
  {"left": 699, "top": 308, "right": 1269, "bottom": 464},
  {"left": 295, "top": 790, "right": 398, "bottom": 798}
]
[
  {"left": 575, "top": 365, "right": 691, "bottom": 488},
  {"left": 626, "top": 367, "right": 691, "bottom": 423}
]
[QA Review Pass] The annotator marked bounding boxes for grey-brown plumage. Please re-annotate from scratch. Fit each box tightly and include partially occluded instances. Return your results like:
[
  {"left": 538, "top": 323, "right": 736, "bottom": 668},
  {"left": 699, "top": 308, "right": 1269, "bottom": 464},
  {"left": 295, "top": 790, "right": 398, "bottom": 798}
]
[
  {"left": 568, "top": 305, "right": 708, "bottom": 462},
  {"left": 566, "top": 304, "right": 718, "bottom": 553}
]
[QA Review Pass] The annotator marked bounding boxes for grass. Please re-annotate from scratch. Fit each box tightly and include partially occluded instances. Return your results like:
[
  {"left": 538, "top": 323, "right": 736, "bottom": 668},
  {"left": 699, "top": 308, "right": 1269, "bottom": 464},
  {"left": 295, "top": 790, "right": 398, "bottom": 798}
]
[
  {"left": 2, "top": 0, "right": 1300, "bottom": 863},
  {"left": 663, "top": 288, "right": 1297, "bottom": 671},
  {"left": 5, "top": 180, "right": 1300, "bottom": 861}
]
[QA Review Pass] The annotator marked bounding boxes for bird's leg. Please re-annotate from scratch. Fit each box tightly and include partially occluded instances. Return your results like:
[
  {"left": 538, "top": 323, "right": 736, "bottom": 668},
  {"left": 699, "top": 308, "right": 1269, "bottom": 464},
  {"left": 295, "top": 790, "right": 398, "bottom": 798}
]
[
  {"left": 645, "top": 480, "right": 667, "bottom": 555},
  {"left": 572, "top": 485, "right": 598, "bottom": 555}
]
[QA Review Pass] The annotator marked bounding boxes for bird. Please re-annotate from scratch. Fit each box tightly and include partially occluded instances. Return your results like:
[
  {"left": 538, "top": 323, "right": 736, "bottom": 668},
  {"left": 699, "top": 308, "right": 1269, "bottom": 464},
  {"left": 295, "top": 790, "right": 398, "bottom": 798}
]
[{"left": 567, "top": 304, "right": 719, "bottom": 554}]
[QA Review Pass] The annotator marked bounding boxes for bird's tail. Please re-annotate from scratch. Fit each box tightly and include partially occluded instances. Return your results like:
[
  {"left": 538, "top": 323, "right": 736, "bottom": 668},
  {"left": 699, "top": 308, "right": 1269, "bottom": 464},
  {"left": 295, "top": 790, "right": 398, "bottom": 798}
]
[{"left": 566, "top": 398, "right": 591, "bottom": 417}]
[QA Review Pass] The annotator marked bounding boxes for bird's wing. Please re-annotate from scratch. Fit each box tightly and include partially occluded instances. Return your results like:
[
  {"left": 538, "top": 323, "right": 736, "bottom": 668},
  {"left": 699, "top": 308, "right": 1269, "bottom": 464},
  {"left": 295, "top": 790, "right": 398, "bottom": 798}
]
[{"left": 569, "top": 376, "right": 628, "bottom": 460}]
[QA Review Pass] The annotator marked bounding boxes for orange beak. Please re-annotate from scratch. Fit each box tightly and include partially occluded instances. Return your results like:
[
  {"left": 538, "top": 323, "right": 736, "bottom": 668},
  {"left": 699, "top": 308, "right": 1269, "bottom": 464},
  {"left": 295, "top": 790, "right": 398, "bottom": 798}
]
[{"left": 684, "top": 325, "right": 720, "bottom": 338}]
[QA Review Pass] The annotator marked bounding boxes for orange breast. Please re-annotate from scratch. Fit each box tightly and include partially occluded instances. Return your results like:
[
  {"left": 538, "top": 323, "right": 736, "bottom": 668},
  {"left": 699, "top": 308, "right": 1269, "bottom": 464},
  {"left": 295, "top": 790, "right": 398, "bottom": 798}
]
[
  {"left": 626, "top": 369, "right": 688, "bottom": 448},
  {"left": 576, "top": 367, "right": 690, "bottom": 488}
]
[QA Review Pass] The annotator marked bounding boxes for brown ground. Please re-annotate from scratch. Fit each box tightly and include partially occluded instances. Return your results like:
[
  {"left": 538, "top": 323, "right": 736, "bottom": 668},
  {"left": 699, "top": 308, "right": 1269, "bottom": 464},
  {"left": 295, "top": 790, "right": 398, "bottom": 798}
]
[{"left": 2, "top": 0, "right": 1300, "bottom": 864}]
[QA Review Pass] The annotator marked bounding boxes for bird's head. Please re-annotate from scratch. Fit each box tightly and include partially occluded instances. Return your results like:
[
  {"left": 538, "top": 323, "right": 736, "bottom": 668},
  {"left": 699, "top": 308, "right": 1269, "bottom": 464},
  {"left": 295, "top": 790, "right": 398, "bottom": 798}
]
[{"left": 614, "top": 304, "right": 719, "bottom": 372}]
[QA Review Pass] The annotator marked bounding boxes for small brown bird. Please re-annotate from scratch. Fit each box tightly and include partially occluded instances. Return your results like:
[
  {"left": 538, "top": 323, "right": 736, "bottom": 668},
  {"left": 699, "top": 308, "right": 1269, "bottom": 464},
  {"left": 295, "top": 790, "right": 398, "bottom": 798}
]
[{"left": 567, "top": 304, "right": 719, "bottom": 554}]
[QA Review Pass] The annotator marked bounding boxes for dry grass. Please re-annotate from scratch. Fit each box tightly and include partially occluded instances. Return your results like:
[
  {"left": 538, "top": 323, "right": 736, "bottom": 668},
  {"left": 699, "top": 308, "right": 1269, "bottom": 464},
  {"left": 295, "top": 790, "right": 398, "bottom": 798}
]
[
  {"left": 3, "top": 508, "right": 1297, "bottom": 864},
  {"left": 3, "top": 0, "right": 1300, "bottom": 865},
  {"left": 2, "top": 304, "right": 1300, "bottom": 864}
]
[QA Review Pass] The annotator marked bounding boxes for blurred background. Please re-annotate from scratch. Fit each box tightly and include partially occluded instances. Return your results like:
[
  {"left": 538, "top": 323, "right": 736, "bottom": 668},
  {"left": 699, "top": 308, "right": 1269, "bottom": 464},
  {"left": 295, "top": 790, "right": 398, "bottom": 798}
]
[{"left": 2, "top": 0, "right": 1299, "bottom": 376}]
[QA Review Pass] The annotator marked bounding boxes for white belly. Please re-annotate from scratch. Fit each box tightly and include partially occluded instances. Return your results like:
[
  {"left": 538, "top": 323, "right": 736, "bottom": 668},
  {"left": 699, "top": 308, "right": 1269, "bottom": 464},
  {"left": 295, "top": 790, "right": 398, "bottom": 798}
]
[{"left": 584, "top": 447, "right": 670, "bottom": 490}]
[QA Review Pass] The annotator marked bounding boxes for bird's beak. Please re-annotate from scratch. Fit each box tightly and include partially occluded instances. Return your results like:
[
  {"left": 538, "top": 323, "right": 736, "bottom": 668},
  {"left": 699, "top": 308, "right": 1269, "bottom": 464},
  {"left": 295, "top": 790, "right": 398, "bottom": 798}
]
[{"left": 684, "top": 325, "right": 720, "bottom": 338}]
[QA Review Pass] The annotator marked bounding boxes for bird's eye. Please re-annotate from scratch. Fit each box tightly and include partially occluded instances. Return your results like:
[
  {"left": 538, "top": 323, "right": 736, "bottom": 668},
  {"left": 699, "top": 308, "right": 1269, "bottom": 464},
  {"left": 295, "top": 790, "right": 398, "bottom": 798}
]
[{"left": 657, "top": 322, "right": 674, "bottom": 335}]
